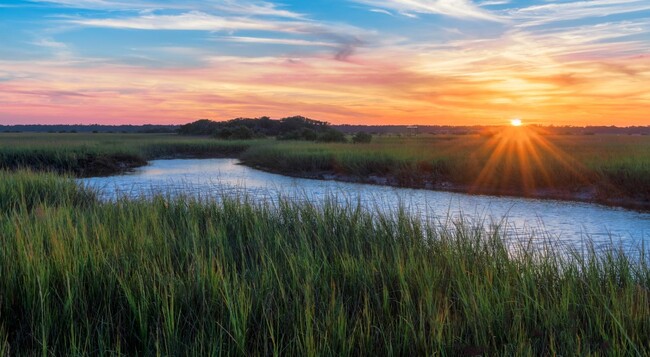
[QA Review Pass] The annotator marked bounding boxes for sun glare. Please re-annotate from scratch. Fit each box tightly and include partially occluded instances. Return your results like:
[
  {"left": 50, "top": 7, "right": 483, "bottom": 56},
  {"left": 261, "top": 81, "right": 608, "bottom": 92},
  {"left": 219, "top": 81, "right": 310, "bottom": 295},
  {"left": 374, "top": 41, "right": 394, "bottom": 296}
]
[{"left": 472, "top": 123, "right": 587, "bottom": 196}]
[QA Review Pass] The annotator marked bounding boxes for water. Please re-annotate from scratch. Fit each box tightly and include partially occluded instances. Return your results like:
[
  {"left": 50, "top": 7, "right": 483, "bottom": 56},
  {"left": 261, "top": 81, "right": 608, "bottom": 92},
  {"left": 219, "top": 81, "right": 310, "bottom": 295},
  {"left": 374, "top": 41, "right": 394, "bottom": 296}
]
[{"left": 79, "top": 158, "right": 650, "bottom": 251}]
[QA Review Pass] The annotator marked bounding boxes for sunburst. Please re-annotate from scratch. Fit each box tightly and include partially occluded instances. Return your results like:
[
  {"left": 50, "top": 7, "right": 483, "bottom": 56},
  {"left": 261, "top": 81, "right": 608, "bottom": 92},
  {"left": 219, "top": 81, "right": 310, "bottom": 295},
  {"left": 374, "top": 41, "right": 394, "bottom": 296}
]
[{"left": 471, "top": 125, "right": 589, "bottom": 195}]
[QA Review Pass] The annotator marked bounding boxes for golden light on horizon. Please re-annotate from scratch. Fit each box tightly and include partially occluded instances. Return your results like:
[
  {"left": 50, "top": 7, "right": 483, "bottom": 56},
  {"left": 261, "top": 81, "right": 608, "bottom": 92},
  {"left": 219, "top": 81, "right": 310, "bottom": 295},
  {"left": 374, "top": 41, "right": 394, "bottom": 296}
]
[
  {"left": 471, "top": 125, "right": 590, "bottom": 196},
  {"left": 511, "top": 118, "right": 522, "bottom": 127}
]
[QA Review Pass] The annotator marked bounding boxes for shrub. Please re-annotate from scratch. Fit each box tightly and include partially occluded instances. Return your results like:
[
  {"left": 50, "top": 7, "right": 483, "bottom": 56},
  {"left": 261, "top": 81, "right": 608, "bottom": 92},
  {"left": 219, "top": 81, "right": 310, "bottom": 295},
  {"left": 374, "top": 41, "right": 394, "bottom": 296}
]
[
  {"left": 230, "top": 126, "right": 254, "bottom": 140},
  {"left": 278, "top": 128, "right": 319, "bottom": 141},
  {"left": 214, "top": 128, "right": 233, "bottom": 139},
  {"left": 317, "top": 128, "right": 347, "bottom": 143},
  {"left": 352, "top": 132, "right": 372, "bottom": 144}
]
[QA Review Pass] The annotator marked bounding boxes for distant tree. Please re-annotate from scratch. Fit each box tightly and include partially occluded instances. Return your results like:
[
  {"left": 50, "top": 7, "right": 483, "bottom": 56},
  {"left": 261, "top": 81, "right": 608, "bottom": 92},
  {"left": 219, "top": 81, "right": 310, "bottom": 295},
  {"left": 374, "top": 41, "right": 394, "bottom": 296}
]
[
  {"left": 317, "top": 128, "right": 347, "bottom": 143},
  {"left": 181, "top": 116, "right": 345, "bottom": 141},
  {"left": 230, "top": 125, "right": 254, "bottom": 140},
  {"left": 352, "top": 132, "right": 372, "bottom": 144},
  {"left": 300, "top": 128, "right": 319, "bottom": 141},
  {"left": 257, "top": 116, "right": 274, "bottom": 130},
  {"left": 280, "top": 116, "right": 328, "bottom": 132},
  {"left": 277, "top": 130, "right": 302, "bottom": 141},
  {"left": 214, "top": 127, "right": 233, "bottom": 139},
  {"left": 278, "top": 128, "right": 319, "bottom": 141},
  {"left": 179, "top": 119, "right": 220, "bottom": 135}
]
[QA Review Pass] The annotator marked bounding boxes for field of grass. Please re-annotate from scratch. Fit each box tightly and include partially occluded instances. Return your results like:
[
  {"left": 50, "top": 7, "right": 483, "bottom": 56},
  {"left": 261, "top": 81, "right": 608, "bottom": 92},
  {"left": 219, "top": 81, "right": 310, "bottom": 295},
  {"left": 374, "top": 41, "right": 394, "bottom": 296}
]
[
  {"left": 0, "top": 133, "right": 254, "bottom": 176},
  {"left": 0, "top": 171, "right": 648, "bottom": 355},
  {"left": 239, "top": 132, "right": 650, "bottom": 206},
  {"left": 1, "top": 131, "right": 649, "bottom": 207}
]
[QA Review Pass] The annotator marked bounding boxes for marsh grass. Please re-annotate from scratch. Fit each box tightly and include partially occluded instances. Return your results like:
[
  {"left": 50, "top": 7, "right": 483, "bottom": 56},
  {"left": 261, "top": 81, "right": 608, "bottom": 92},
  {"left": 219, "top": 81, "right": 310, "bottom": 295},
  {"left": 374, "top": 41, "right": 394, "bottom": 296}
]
[
  {"left": 0, "top": 170, "right": 96, "bottom": 211},
  {"left": 239, "top": 135, "right": 650, "bottom": 202},
  {"left": 0, "top": 172, "right": 648, "bottom": 355},
  {"left": 1, "top": 133, "right": 649, "bottom": 203},
  {"left": 0, "top": 133, "right": 253, "bottom": 176}
]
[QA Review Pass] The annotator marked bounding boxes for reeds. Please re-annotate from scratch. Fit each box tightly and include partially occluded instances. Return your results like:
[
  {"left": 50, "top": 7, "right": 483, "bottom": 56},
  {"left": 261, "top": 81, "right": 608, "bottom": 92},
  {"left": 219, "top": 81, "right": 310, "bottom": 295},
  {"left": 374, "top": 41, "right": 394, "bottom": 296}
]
[
  {"left": 0, "top": 133, "right": 253, "bottom": 176},
  {"left": 1, "top": 133, "right": 648, "bottom": 202},
  {"left": 0, "top": 172, "right": 648, "bottom": 355},
  {"left": 239, "top": 135, "right": 650, "bottom": 202}
]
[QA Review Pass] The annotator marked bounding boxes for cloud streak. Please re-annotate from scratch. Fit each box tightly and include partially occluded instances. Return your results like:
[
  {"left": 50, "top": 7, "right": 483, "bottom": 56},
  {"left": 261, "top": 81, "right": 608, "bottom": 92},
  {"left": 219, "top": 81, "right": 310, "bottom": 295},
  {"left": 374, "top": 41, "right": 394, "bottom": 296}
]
[
  {"left": 66, "top": 11, "right": 371, "bottom": 61},
  {"left": 2, "top": 0, "right": 650, "bottom": 125},
  {"left": 350, "top": 0, "right": 504, "bottom": 21},
  {"left": 30, "top": 0, "right": 305, "bottom": 18},
  {"left": 507, "top": 0, "right": 650, "bottom": 27},
  {"left": 68, "top": 11, "right": 283, "bottom": 31},
  {"left": 217, "top": 36, "right": 338, "bottom": 47}
]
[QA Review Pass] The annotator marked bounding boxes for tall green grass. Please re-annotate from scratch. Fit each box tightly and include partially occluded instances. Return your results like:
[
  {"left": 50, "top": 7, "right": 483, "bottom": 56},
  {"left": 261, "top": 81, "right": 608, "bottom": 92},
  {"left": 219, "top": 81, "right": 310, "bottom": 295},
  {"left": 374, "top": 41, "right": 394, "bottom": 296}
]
[
  {"left": 1, "top": 132, "right": 649, "bottom": 204},
  {"left": 0, "top": 172, "right": 648, "bottom": 355},
  {"left": 0, "top": 133, "right": 254, "bottom": 176},
  {"left": 239, "top": 135, "right": 650, "bottom": 203},
  {"left": 0, "top": 170, "right": 96, "bottom": 211}
]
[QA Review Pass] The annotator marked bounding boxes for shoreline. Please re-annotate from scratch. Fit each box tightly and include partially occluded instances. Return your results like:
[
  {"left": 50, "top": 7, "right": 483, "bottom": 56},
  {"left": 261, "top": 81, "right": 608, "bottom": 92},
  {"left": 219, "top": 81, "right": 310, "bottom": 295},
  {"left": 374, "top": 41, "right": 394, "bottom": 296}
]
[
  {"left": 238, "top": 161, "right": 650, "bottom": 212},
  {"left": 91, "top": 154, "right": 650, "bottom": 212},
  {"left": 4, "top": 175, "right": 649, "bottom": 355}
]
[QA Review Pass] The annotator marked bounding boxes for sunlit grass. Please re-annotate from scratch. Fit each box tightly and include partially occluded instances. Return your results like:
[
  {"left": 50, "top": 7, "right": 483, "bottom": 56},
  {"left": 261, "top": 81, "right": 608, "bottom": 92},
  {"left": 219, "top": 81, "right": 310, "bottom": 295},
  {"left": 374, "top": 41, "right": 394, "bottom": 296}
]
[
  {"left": 0, "top": 171, "right": 648, "bottom": 355},
  {"left": 240, "top": 133, "right": 650, "bottom": 202},
  {"left": 1, "top": 132, "right": 649, "bottom": 203},
  {"left": 0, "top": 133, "right": 255, "bottom": 176}
]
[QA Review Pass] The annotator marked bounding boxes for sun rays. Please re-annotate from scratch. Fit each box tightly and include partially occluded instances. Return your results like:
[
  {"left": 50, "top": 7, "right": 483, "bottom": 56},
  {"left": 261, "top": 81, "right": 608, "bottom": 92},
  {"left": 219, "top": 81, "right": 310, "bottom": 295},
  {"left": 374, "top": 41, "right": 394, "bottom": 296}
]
[{"left": 471, "top": 125, "right": 590, "bottom": 195}]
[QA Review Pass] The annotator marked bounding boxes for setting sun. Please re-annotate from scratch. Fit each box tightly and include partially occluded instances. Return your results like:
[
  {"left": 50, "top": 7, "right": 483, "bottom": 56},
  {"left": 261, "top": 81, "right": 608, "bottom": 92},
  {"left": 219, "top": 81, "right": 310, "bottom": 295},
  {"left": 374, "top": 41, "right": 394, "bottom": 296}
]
[{"left": 511, "top": 119, "right": 522, "bottom": 127}]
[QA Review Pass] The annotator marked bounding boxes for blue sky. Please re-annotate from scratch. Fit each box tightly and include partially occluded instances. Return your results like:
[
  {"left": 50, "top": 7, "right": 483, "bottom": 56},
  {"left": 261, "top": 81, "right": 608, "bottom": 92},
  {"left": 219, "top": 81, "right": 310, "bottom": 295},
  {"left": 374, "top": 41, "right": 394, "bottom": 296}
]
[{"left": 1, "top": 0, "right": 649, "bottom": 125}]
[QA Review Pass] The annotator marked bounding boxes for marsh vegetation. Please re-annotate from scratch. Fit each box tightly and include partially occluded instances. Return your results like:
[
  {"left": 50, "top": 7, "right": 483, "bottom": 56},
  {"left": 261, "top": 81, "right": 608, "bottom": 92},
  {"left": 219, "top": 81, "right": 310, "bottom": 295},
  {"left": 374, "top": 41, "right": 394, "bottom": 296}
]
[
  {"left": 0, "top": 171, "right": 648, "bottom": 355},
  {"left": 2, "top": 131, "right": 647, "bottom": 208}
]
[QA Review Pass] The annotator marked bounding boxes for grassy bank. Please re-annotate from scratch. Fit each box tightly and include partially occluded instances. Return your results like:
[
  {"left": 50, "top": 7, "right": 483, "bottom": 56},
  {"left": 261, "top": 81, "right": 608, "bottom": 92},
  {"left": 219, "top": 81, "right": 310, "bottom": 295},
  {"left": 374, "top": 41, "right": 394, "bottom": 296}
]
[
  {"left": 1, "top": 132, "right": 649, "bottom": 207},
  {"left": 0, "top": 171, "right": 648, "bottom": 355},
  {"left": 0, "top": 133, "right": 253, "bottom": 177},
  {"left": 239, "top": 133, "right": 650, "bottom": 208}
]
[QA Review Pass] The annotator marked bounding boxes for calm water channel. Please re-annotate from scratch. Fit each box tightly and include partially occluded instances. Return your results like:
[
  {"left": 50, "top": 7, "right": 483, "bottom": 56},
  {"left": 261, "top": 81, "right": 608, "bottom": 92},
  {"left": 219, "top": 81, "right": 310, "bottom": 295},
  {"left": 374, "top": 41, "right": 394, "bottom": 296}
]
[{"left": 79, "top": 158, "right": 650, "bottom": 251}]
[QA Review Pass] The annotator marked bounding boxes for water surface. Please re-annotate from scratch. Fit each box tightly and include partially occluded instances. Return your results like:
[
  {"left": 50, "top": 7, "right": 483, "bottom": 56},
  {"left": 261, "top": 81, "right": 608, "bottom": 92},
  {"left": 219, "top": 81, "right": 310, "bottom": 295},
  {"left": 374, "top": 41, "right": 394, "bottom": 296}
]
[{"left": 79, "top": 158, "right": 650, "bottom": 250}]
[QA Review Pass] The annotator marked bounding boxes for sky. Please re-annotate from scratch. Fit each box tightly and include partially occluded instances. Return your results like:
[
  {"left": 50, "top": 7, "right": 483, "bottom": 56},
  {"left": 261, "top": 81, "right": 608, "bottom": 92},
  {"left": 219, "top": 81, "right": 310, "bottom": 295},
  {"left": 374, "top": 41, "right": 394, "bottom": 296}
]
[{"left": 0, "top": 0, "right": 649, "bottom": 126}]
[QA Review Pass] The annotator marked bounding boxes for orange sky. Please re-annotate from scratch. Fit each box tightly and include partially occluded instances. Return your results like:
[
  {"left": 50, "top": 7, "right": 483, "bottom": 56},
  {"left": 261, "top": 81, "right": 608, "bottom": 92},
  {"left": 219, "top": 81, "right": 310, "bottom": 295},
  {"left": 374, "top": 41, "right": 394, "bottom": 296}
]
[{"left": 1, "top": 1, "right": 649, "bottom": 126}]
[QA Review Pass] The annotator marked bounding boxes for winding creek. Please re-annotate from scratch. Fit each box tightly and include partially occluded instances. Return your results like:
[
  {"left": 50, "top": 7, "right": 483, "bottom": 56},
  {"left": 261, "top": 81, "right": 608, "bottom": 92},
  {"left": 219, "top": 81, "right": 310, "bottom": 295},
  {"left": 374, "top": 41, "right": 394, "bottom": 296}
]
[{"left": 79, "top": 158, "right": 650, "bottom": 251}]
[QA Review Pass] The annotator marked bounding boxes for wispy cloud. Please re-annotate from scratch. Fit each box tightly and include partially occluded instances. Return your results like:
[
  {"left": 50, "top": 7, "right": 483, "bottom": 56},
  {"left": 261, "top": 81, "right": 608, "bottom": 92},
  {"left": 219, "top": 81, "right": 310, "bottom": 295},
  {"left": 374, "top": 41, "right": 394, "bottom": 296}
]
[
  {"left": 218, "top": 36, "right": 338, "bottom": 47},
  {"left": 507, "top": 0, "right": 650, "bottom": 27},
  {"left": 350, "top": 0, "right": 504, "bottom": 21},
  {"left": 30, "top": 0, "right": 304, "bottom": 18},
  {"left": 3, "top": 0, "right": 650, "bottom": 125},
  {"left": 68, "top": 11, "right": 285, "bottom": 31},
  {"left": 208, "top": 1, "right": 305, "bottom": 19},
  {"left": 66, "top": 11, "right": 371, "bottom": 61},
  {"left": 29, "top": 37, "right": 74, "bottom": 60},
  {"left": 369, "top": 8, "right": 394, "bottom": 16},
  {"left": 8, "top": 88, "right": 92, "bottom": 98},
  {"left": 478, "top": 0, "right": 510, "bottom": 6}
]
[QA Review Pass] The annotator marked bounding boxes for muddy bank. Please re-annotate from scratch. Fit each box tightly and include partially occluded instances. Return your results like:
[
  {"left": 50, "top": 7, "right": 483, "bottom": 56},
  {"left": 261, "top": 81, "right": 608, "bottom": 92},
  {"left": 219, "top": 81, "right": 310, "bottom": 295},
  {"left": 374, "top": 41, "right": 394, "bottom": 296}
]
[
  {"left": 77, "top": 154, "right": 147, "bottom": 177},
  {"left": 241, "top": 162, "right": 650, "bottom": 212},
  {"left": 69, "top": 153, "right": 650, "bottom": 211},
  {"left": 80, "top": 153, "right": 247, "bottom": 177}
]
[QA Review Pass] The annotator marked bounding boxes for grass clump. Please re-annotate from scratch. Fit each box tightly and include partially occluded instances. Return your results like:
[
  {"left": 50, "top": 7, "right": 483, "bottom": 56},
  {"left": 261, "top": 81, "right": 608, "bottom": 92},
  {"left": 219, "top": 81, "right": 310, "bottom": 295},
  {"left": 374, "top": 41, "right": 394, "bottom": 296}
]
[
  {"left": 0, "top": 170, "right": 96, "bottom": 211},
  {"left": 1, "top": 132, "right": 649, "bottom": 206},
  {"left": 0, "top": 133, "right": 253, "bottom": 177},
  {"left": 0, "top": 172, "right": 648, "bottom": 355},
  {"left": 240, "top": 134, "right": 650, "bottom": 205}
]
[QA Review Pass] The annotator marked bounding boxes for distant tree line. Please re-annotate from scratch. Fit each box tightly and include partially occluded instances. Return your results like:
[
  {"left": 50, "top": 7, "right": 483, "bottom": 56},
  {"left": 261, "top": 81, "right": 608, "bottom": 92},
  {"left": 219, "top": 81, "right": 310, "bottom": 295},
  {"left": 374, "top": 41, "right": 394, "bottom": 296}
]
[
  {"left": 5, "top": 121, "right": 647, "bottom": 137},
  {"left": 334, "top": 124, "right": 650, "bottom": 136},
  {"left": 0, "top": 124, "right": 178, "bottom": 133},
  {"left": 352, "top": 132, "right": 373, "bottom": 143},
  {"left": 178, "top": 116, "right": 349, "bottom": 142}
]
